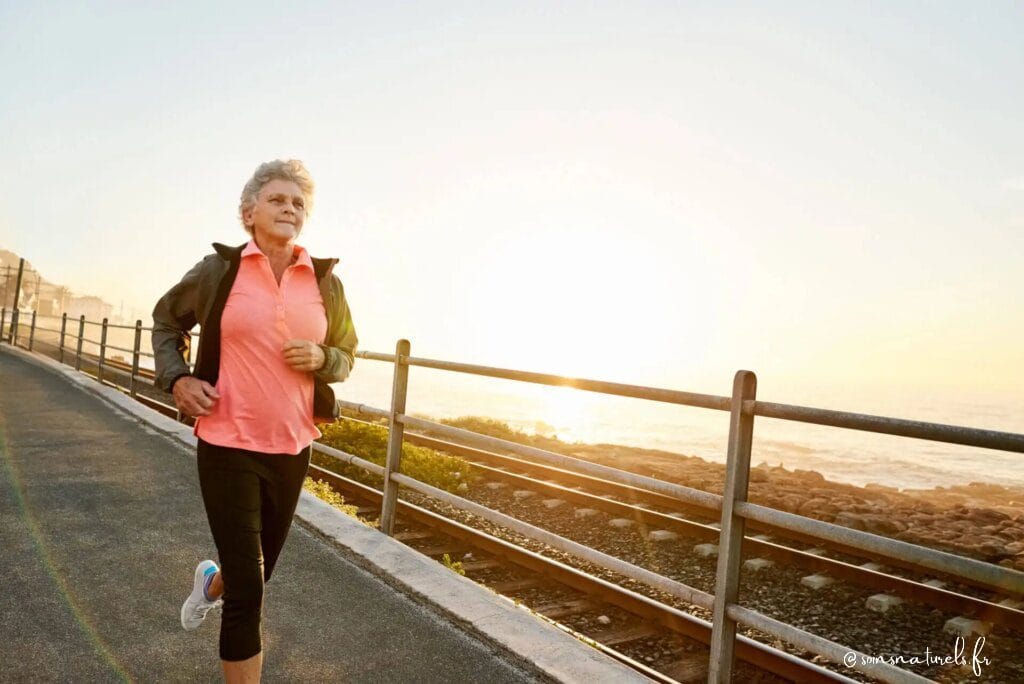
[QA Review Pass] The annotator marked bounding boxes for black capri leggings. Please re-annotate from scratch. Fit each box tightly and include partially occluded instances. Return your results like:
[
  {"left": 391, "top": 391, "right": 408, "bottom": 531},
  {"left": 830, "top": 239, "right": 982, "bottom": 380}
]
[{"left": 196, "top": 437, "right": 311, "bottom": 662}]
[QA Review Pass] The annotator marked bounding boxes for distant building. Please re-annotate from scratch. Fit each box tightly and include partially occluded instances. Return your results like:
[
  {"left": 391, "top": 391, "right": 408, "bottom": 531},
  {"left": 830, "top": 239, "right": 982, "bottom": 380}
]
[{"left": 66, "top": 295, "right": 113, "bottom": 322}]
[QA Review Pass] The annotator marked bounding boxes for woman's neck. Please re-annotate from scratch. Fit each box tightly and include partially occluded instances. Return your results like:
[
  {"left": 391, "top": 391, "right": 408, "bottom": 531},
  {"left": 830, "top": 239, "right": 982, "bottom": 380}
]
[{"left": 254, "top": 236, "right": 296, "bottom": 279}]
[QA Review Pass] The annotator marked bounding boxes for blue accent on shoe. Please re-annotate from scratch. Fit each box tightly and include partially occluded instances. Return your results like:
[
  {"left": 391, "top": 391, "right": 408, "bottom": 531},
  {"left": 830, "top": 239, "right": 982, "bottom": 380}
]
[
  {"left": 203, "top": 571, "right": 217, "bottom": 602},
  {"left": 203, "top": 565, "right": 217, "bottom": 577}
]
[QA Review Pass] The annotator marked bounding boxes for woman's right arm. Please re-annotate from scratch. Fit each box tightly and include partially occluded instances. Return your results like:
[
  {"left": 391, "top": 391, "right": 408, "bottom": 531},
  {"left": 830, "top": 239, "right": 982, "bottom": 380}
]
[{"left": 151, "top": 257, "right": 206, "bottom": 392}]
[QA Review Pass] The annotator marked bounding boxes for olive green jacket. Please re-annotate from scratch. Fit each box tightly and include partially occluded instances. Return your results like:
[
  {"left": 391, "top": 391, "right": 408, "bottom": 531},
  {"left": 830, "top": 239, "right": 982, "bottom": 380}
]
[{"left": 151, "top": 242, "right": 357, "bottom": 423}]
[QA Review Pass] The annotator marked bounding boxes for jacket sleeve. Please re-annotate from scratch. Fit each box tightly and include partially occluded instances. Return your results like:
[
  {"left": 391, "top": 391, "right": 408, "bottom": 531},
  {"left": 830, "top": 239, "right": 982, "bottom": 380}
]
[
  {"left": 315, "top": 274, "right": 358, "bottom": 383},
  {"left": 151, "top": 256, "right": 207, "bottom": 391}
]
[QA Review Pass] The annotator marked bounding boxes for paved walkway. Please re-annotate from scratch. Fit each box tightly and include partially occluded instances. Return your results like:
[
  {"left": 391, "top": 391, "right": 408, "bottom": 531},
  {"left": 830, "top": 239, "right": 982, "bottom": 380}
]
[{"left": 0, "top": 351, "right": 546, "bottom": 682}]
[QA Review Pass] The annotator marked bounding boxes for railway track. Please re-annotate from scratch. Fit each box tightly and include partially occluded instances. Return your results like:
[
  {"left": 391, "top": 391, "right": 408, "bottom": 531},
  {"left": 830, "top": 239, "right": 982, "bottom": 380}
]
[
  {"left": 308, "top": 420, "right": 1024, "bottom": 683},
  {"left": 305, "top": 461, "right": 840, "bottom": 683}
]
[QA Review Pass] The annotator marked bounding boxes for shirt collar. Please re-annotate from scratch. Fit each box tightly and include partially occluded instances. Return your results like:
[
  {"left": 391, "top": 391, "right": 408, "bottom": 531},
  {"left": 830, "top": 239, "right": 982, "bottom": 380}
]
[{"left": 241, "top": 239, "right": 315, "bottom": 271}]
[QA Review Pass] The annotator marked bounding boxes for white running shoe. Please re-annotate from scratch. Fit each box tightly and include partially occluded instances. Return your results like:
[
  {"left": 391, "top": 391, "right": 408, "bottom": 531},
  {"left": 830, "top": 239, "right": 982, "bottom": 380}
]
[{"left": 180, "top": 559, "right": 223, "bottom": 630}]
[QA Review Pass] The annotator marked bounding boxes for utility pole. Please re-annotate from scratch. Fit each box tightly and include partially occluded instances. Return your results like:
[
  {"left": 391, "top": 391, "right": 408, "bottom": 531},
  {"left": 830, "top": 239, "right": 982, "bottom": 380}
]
[{"left": 12, "top": 259, "right": 25, "bottom": 312}]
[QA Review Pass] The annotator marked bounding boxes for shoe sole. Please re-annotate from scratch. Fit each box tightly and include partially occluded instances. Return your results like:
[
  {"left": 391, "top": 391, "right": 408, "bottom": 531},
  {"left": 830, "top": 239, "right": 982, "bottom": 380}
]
[{"left": 181, "top": 561, "right": 218, "bottom": 630}]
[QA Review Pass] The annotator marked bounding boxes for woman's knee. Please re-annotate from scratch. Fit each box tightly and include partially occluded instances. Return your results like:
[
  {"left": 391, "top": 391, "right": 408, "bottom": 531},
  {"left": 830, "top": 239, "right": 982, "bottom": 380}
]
[{"left": 222, "top": 561, "right": 265, "bottom": 611}]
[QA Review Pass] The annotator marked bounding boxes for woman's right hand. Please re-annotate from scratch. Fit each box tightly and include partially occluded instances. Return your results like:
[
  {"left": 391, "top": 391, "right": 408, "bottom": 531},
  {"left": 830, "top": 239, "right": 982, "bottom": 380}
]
[{"left": 172, "top": 376, "right": 221, "bottom": 417}]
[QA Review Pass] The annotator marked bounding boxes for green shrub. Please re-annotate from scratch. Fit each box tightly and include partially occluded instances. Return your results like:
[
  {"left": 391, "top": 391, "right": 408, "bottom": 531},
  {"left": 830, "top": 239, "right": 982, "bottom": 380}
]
[
  {"left": 441, "top": 553, "right": 465, "bottom": 576},
  {"left": 318, "top": 419, "right": 476, "bottom": 493},
  {"left": 302, "top": 477, "right": 359, "bottom": 517}
]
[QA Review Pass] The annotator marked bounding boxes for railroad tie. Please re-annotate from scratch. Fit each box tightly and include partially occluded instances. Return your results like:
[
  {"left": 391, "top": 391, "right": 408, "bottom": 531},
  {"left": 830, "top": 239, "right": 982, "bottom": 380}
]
[
  {"left": 743, "top": 557, "right": 773, "bottom": 572},
  {"left": 692, "top": 543, "right": 717, "bottom": 557},
  {"left": 800, "top": 574, "right": 834, "bottom": 590},
  {"left": 943, "top": 616, "right": 992, "bottom": 638},
  {"left": 533, "top": 598, "right": 597, "bottom": 620},
  {"left": 865, "top": 594, "right": 904, "bottom": 613}
]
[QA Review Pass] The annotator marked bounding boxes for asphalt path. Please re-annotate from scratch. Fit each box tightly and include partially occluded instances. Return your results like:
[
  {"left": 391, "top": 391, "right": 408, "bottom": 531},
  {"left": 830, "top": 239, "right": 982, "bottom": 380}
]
[{"left": 0, "top": 351, "right": 542, "bottom": 683}]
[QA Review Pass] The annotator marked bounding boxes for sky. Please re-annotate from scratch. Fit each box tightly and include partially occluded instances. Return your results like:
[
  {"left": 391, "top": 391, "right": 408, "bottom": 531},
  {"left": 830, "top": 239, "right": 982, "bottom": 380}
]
[{"left": 1, "top": 1, "right": 1022, "bottom": 407}]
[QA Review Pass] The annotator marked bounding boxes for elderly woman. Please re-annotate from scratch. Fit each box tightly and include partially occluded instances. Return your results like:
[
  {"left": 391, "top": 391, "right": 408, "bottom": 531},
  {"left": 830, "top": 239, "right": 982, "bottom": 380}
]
[{"left": 152, "top": 159, "right": 357, "bottom": 682}]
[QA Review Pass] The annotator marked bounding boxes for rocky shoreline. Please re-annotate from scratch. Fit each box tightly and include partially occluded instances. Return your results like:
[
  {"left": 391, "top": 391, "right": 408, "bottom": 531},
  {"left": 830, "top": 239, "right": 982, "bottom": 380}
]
[{"left": 564, "top": 442, "right": 1024, "bottom": 572}]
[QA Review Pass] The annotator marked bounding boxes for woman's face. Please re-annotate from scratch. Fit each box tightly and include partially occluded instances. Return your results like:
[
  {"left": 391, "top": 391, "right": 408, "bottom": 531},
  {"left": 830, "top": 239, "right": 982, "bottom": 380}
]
[{"left": 244, "top": 179, "right": 307, "bottom": 245}]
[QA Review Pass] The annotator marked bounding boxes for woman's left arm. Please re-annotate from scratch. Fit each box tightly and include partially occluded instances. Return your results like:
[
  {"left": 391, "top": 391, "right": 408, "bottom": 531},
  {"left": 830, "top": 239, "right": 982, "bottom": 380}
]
[{"left": 314, "top": 274, "right": 358, "bottom": 383}]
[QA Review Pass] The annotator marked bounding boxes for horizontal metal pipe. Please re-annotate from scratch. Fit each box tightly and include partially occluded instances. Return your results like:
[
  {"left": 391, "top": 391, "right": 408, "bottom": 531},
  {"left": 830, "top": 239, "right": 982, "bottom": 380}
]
[
  {"left": 356, "top": 350, "right": 397, "bottom": 363},
  {"left": 103, "top": 343, "right": 137, "bottom": 355},
  {"left": 312, "top": 441, "right": 386, "bottom": 477},
  {"left": 399, "top": 413, "right": 724, "bottom": 511},
  {"left": 735, "top": 501, "right": 1024, "bottom": 596},
  {"left": 103, "top": 322, "right": 138, "bottom": 330},
  {"left": 411, "top": 356, "right": 731, "bottom": 410},
  {"left": 727, "top": 605, "right": 932, "bottom": 684},
  {"left": 30, "top": 326, "right": 61, "bottom": 334},
  {"left": 337, "top": 399, "right": 392, "bottom": 421},
  {"left": 389, "top": 470, "right": 716, "bottom": 610},
  {"left": 750, "top": 401, "right": 1024, "bottom": 453}
]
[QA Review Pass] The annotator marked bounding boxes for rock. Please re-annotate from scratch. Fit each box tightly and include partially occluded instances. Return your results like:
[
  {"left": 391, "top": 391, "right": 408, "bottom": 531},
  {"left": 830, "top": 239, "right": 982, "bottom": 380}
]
[
  {"left": 794, "top": 469, "right": 826, "bottom": 483},
  {"left": 922, "top": 579, "right": 946, "bottom": 589},
  {"left": 574, "top": 508, "right": 599, "bottom": 519},
  {"left": 749, "top": 469, "right": 769, "bottom": 483},
  {"left": 692, "top": 543, "right": 718, "bottom": 556},
  {"left": 512, "top": 490, "right": 535, "bottom": 499},
  {"left": 485, "top": 481, "right": 507, "bottom": 490},
  {"left": 597, "top": 615, "right": 611, "bottom": 625},
  {"left": 966, "top": 507, "right": 1011, "bottom": 525},
  {"left": 542, "top": 498, "right": 565, "bottom": 509},
  {"left": 648, "top": 530, "right": 678, "bottom": 542},
  {"left": 797, "top": 498, "right": 831, "bottom": 517},
  {"left": 608, "top": 518, "right": 634, "bottom": 529},
  {"left": 834, "top": 512, "right": 867, "bottom": 531},
  {"left": 860, "top": 562, "right": 884, "bottom": 572}
]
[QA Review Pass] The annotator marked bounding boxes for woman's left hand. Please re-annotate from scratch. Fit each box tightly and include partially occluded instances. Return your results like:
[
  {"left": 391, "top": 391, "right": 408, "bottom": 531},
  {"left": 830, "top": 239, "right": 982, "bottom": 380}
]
[{"left": 283, "top": 339, "right": 326, "bottom": 372}]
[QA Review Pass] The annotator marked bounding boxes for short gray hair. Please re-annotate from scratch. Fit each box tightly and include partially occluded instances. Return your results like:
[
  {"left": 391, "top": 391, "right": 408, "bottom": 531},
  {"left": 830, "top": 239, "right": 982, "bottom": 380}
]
[{"left": 238, "top": 159, "right": 315, "bottom": 234}]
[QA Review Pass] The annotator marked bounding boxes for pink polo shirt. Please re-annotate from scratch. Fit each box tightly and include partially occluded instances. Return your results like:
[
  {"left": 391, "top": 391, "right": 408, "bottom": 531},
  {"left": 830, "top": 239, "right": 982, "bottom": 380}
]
[{"left": 195, "top": 240, "right": 328, "bottom": 454}]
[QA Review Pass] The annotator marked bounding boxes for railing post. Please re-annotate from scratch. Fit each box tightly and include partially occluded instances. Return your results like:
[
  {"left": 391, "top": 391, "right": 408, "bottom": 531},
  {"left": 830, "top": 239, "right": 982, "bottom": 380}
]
[
  {"left": 59, "top": 313, "right": 67, "bottom": 364},
  {"left": 130, "top": 319, "right": 142, "bottom": 398},
  {"left": 9, "top": 309, "right": 18, "bottom": 345},
  {"left": 708, "top": 370, "right": 757, "bottom": 683},
  {"left": 75, "top": 316, "right": 85, "bottom": 372},
  {"left": 380, "top": 339, "right": 411, "bottom": 536},
  {"left": 98, "top": 317, "right": 109, "bottom": 384},
  {"left": 0, "top": 308, "right": 5, "bottom": 344},
  {"left": 28, "top": 310, "right": 37, "bottom": 351}
]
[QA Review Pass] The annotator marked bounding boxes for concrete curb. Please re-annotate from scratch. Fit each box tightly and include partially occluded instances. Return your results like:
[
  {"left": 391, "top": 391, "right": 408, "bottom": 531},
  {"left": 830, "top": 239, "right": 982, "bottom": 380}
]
[{"left": 0, "top": 343, "right": 649, "bottom": 683}]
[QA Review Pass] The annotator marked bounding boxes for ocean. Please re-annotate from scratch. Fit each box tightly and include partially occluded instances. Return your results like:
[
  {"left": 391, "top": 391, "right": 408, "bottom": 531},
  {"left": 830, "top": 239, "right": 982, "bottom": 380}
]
[{"left": 336, "top": 358, "right": 1024, "bottom": 492}]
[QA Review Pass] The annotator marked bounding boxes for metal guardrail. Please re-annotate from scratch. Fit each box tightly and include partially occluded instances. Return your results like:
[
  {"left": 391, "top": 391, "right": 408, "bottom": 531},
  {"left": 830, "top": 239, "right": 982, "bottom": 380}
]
[
  {"left": 2, "top": 310, "right": 1021, "bottom": 682},
  {"left": 340, "top": 341, "right": 1024, "bottom": 684}
]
